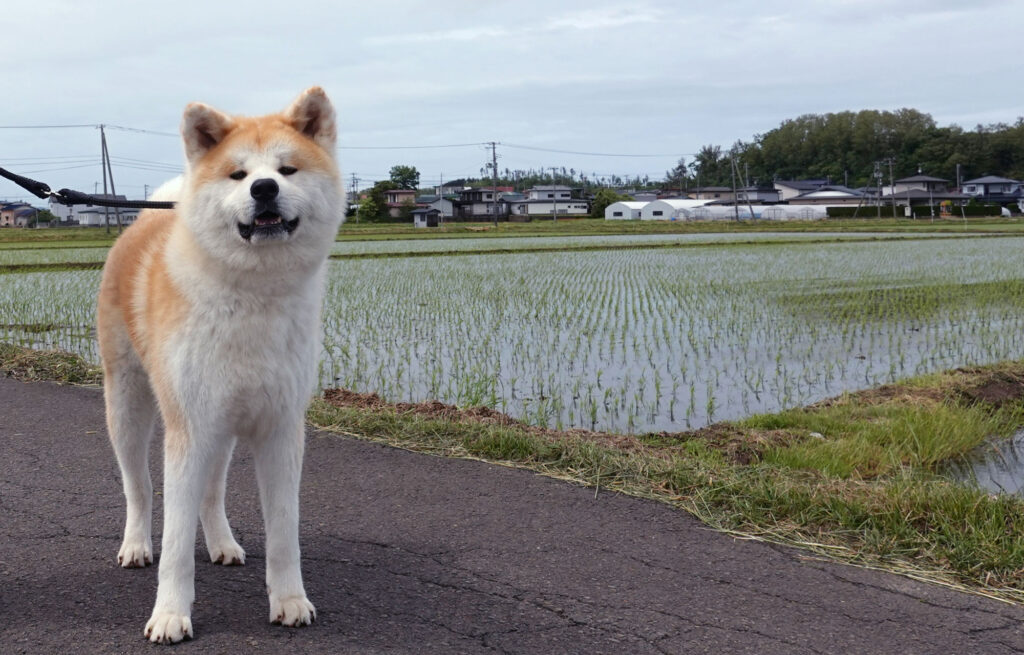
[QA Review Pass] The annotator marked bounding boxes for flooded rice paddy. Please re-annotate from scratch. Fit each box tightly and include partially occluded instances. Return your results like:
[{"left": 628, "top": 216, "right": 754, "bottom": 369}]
[{"left": 2, "top": 235, "right": 1024, "bottom": 433}]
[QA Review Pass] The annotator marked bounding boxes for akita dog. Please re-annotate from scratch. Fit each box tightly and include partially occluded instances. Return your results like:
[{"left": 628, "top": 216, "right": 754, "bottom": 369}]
[{"left": 97, "top": 87, "right": 344, "bottom": 643}]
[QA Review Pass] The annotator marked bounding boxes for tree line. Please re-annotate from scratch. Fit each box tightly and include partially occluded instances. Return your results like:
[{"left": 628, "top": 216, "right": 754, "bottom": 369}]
[{"left": 672, "top": 109, "right": 1024, "bottom": 189}]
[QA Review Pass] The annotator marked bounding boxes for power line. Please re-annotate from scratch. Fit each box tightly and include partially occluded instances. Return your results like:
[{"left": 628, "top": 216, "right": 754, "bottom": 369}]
[
  {"left": 336, "top": 142, "right": 487, "bottom": 150},
  {"left": 0, "top": 124, "right": 97, "bottom": 129},
  {"left": 503, "top": 143, "right": 691, "bottom": 158},
  {"left": 105, "top": 124, "right": 178, "bottom": 137}
]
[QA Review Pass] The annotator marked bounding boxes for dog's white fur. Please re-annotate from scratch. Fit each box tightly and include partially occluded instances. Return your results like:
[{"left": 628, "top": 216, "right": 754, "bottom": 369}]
[{"left": 97, "top": 87, "right": 344, "bottom": 643}]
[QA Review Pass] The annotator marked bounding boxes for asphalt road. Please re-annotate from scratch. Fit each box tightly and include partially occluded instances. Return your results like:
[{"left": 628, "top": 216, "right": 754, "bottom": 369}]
[{"left": 2, "top": 377, "right": 1024, "bottom": 654}]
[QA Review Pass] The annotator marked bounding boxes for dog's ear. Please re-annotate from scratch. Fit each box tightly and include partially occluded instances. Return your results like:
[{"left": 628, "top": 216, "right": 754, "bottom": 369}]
[
  {"left": 181, "top": 103, "right": 235, "bottom": 164},
  {"left": 283, "top": 87, "right": 337, "bottom": 151}
]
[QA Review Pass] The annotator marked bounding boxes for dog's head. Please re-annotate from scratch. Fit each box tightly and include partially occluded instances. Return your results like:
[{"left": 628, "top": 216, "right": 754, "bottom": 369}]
[{"left": 176, "top": 87, "right": 345, "bottom": 272}]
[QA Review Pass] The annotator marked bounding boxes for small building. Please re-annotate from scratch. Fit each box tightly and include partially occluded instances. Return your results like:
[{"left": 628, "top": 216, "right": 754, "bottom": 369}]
[
  {"left": 604, "top": 201, "right": 648, "bottom": 220},
  {"left": 411, "top": 208, "right": 441, "bottom": 228}
]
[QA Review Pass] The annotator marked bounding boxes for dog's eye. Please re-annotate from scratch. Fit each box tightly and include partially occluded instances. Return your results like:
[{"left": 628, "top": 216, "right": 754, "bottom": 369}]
[
  {"left": 229, "top": 170, "right": 247, "bottom": 180},
  {"left": 278, "top": 166, "right": 298, "bottom": 176}
]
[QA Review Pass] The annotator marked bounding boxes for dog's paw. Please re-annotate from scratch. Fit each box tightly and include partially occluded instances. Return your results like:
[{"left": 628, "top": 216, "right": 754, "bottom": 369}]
[
  {"left": 144, "top": 611, "right": 193, "bottom": 644},
  {"left": 270, "top": 595, "right": 316, "bottom": 627},
  {"left": 208, "top": 539, "right": 245, "bottom": 566},
  {"left": 117, "top": 537, "right": 153, "bottom": 568}
]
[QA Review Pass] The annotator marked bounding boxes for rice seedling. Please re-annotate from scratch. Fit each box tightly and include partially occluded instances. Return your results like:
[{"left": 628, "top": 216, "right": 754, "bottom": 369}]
[{"left": 5, "top": 235, "right": 1024, "bottom": 434}]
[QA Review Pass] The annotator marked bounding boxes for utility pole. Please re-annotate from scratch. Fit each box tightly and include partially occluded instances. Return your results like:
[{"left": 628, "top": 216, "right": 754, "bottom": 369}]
[
  {"left": 886, "top": 158, "right": 897, "bottom": 218},
  {"left": 102, "top": 125, "right": 124, "bottom": 232},
  {"left": 742, "top": 161, "right": 755, "bottom": 219},
  {"left": 100, "top": 125, "right": 111, "bottom": 234},
  {"left": 349, "top": 172, "right": 360, "bottom": 223},
  {"left": 548, "top": 166, "right": 559, "bottom": 221},
  {"left": 144, "top": 184, "right": 150, "bottom": 200},
  {"left": 489, "top": 141, "right": 499, "bottom": 227},
  {"left": 730, "top": 156, "right": 740, "bottom": 222},
  {"left": 872, "top": 161, "right": 883, "bottom": 218}
]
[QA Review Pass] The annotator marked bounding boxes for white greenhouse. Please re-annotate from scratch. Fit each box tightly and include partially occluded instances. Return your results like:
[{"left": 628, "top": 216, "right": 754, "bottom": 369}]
[
  {"left": 604, "top": 201, "right": 648, "bottom": 220},
  {"left": 639, "top": 199, "right": 711, "bottom": 220}
]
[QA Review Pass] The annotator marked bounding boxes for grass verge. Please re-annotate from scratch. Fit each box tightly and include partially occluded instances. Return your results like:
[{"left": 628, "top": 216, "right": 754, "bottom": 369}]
[{"left": 4, "top": 341, "right": 1024, "bottom": 603}]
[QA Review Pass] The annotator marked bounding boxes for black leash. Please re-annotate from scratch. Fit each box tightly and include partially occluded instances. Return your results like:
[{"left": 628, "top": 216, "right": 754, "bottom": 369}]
[{"left": 0, "top": 165, "right": 175, "bottom": 209}]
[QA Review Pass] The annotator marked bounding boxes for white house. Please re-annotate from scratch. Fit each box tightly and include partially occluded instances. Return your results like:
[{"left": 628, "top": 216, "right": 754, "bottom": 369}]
[
  {"left": 454, "top": 188, "right": 506, "bottom": 219},
  {"left": 604, "top": 201, "right": 648, "bottom": 220},
  {"left": 48, "top": 194, "right": 140, "bottom": 226},
  {"left": 526, "top": 185, "right": 573, "bottom": 201},
  {"left": 962, "top": 175, "right": 1022, "bottom": 199},
  {"left": 74, "top": 208, "right": 140, "bottom": 227},
  {"left": 509, "top": 199, "right": 589, "bottom": 217},
  {"left": 640, "top": 199, "right": 710, "bottom": 220}
]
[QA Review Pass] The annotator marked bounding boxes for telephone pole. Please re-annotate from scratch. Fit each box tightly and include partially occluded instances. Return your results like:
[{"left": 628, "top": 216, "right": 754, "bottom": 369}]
[
  {"left": 489, "top": 141, "right": 499, "bottom": 227},
  {"left": 99, "top": 125, "right": 123, "bottom": 234},
  {"left": 548, "top": 167, "right": 559, "bottom": 221},
  {"left": 349, "top": 172, "right": 360, "bottom": 223},
  {"left": 886, "top": 157, "right": 897, "bottom": 218}
]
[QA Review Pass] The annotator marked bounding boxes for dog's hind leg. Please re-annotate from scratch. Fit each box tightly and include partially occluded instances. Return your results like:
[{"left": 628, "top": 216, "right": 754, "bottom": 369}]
[
  {"left": 104, "top": 349, "right": 158, "bottom": 569},
  {"left": 200, "top": 435, "right": 245, "bottom": 565}
]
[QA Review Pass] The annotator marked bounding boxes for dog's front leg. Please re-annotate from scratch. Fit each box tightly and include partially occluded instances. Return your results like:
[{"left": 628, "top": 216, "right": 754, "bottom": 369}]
[
  {"left": 253, "top": 423, "right": 315, "bottom": 627},
  {"left": 145, "top": 433, "right": 210, "bottom": 644}
]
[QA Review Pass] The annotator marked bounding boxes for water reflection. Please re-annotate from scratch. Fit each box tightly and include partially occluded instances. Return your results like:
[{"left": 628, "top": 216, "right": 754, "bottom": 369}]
[{"left": 948, "top": 430, "right": 1024, "bottom": 495}]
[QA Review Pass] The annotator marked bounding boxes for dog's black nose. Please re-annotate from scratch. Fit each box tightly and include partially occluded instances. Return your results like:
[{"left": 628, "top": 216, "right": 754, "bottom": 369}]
[{"left": 250, "top": 178, "right": 279, "bottom": 201}]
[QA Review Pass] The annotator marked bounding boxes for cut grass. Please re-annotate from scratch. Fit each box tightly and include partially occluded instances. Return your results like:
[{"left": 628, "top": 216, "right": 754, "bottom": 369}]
[
  {"left": 5, "top": 340, "right": 1024, "bottom": 603},
  {"left": 0, "top": 342, "right": 101, "bottom": 384}
]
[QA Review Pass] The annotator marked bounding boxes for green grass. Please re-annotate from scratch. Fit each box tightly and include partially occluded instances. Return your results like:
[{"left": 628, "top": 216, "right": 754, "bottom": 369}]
[{"left": 306, "top": 360, "right": 1024, "bottom": 602}]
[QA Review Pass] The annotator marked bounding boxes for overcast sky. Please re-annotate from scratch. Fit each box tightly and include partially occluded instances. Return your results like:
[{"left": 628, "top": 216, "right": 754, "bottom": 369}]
[{"left": 2, "top": 0, "right": 1022, "bottom": 203}]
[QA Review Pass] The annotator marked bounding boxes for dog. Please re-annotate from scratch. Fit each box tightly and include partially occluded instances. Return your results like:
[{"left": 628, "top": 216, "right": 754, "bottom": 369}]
[{"left": 96, "top": 87, "right": 344, "bottom": 643}]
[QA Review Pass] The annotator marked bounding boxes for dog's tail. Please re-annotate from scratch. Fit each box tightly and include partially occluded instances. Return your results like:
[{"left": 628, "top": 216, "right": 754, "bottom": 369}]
[{"left": 149, "top": 176, "right": 183, "bottom": 204}]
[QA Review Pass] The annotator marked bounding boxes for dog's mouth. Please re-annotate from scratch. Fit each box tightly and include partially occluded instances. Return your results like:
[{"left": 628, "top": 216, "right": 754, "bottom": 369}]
[{"left": 238, "top": 210, "right": 300, "bottom": 241}]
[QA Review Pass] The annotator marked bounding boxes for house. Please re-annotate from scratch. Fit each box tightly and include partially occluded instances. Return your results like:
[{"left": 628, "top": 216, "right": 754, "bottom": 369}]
[
  {"left": 509, "top": 186, "right": 589, "bottom": 218},
  {"left": 773, "top": 179, "right": 828, "bottom": 201},
  {"left": 737, "top": 186, "right": 781, "bottom": 203},
  {"left": 885, "top": 174, "right": 949, "bottom": 196},
  {"left": 453, "top": 187, "right": 507, "bottom": 219},
  {"left": 962, "top": 176, "right": 1022, "bottom": 203},
  {"left": 604, "top": 201, "right": 648, "bottom": 220},
  {"left": 47, "top": 194, "right": 140, "bottom": 226},
  {"left": 411, "top": 207, "right": 441, "bottom": 228},
  {"left": 12, "top": 207, "right": 39, "bottom": 227},
  {"left": 688, "top": 186, "right": 734, "bottom": 202},
  {"left": 383, "top": 189, "right": 417, "bottom": 218},
  {"left": 0, "top": 202, "right": 34, "bottom": 226},
  {"left": 788, "top": 185, "right": 864, "bottom": 206},
  {"left": 73, "top": 207, "right": 141, "bottom": 227}
]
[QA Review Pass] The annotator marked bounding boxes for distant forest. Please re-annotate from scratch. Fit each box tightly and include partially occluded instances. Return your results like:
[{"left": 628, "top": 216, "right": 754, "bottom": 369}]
[{"left": 457, "top": 109, "right": 1024, "bottom": 191}]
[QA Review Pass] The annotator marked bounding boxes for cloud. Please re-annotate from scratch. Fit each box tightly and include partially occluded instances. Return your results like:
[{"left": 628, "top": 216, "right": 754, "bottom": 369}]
[
  {"left": 545, "top": 5, "right": 666, "bottom": 31},
  {"left": 364, "top": 3, "right": 666, "bottom": 47}
]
